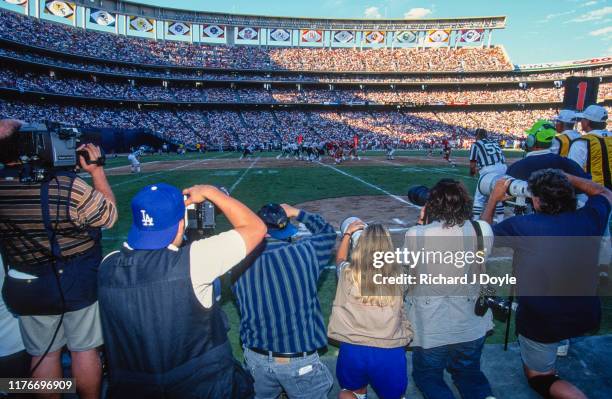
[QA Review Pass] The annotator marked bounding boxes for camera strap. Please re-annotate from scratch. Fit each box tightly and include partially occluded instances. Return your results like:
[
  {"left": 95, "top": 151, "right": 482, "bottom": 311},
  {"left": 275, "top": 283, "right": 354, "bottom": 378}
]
[
  {"left": 40, "top": 178, "right": 64, "bottom": 262},
  {"left": 470, "top": 220, "right": 484, "bottom": 253}
]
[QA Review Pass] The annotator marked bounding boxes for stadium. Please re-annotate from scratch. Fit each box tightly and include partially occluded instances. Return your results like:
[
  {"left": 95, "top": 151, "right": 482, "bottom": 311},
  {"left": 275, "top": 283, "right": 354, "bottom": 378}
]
[{"left": 0, "top": 0, "right": 610, "bottom": 398}]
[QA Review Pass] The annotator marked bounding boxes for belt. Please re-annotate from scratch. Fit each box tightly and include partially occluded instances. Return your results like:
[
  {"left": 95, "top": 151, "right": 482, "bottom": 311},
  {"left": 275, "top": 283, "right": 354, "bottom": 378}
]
[{"left": 248, "top": 347, "right": 317, "bottom": 358}]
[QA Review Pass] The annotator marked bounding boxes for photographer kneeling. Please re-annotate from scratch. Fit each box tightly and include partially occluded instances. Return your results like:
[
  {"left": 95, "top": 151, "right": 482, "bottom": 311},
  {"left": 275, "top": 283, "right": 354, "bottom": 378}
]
[
  {"left": 405, "top": 179, "right": 495, "bottom": 399},
  {"left": 98, "top": 183, "right": 266, "bottom": 399},
  {"left": 481, "top": 169, "right": 611, "bottom": 399},
  {"left": 0, "top": 119, "right": 116, "bottom": 399}
]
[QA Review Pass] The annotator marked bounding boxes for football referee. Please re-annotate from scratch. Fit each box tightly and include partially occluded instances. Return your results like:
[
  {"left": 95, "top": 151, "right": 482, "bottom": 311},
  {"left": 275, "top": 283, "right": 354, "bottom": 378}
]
[{"left": 470, "top": 128, "right": 507, "bottom": 222}]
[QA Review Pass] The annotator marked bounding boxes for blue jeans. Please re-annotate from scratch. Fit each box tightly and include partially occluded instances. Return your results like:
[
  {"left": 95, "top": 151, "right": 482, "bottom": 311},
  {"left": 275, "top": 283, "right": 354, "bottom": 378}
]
[
  {"left": 412, "top": 336, "right": 492, "bottom": 399},
  {"left": 243, "top": 348, "right": 333, "bottom": 399}
]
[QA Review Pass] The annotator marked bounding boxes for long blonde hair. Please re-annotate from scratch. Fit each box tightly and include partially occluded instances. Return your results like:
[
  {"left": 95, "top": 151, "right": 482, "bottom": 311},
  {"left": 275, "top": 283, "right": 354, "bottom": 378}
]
[{"left": 346, "top": 224, "right": 404, "bottom": 307}]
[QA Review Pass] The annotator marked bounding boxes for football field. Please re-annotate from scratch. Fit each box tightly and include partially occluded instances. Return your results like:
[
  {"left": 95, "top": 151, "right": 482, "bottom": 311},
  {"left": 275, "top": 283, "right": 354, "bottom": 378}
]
[{"left": 98, "top": 150, "right": 612, "bottom": 358}]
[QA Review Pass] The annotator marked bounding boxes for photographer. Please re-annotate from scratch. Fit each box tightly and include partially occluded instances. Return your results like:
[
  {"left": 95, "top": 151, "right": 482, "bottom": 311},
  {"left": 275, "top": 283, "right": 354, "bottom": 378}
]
[
  {"left": 0, "top": 119, "right": 116, "bottom": 399},
  {"left": 98, "top": 183, "right": 265, "bottom": 398},
  {"left": 405, "top": 179, "right": 495, "bottom": 399},
  {"left": 232, "top": 203, "right": 336, "bottom": 399},
  {"left": 329, "top": 221, "right": 412, "bottom": 399},
  {"left": 481, "top": 169, "right": 611, "bottom": 399}
]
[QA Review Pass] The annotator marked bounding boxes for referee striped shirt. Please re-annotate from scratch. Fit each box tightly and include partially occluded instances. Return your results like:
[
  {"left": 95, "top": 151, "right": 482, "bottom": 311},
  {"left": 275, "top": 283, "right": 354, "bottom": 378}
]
[
  {"left": 232, "top": 210, "right": 336, "bottom": 353},
  {"left": 469, "top": 139, "right": 505, "bottom": 169}
]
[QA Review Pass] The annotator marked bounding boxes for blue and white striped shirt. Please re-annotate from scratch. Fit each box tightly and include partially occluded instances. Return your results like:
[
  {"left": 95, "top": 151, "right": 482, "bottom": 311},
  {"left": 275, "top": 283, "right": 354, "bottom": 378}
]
[{"left": 232, "top": 211, "right": 336, "bottom": 353}]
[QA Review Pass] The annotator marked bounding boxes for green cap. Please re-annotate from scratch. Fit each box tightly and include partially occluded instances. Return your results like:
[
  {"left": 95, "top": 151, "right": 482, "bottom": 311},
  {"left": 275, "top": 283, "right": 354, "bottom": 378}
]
[{"left": 525, "top": 120, "right": 556, "bottom": 145}]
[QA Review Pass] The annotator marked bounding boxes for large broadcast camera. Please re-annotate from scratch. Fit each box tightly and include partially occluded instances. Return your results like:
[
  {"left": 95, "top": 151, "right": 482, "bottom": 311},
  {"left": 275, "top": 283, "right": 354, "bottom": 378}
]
[
  {"left": 6, "top": 122, "right": 105, "bottom": 182},
  {"left": 477, "top": 173, "right": 531, "bottom": 214}
]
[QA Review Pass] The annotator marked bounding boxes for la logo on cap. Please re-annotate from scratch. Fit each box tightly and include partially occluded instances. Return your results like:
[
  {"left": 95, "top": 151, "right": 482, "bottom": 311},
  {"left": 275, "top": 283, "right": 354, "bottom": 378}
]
[{"left": 141, "top": 210, "right": 154, "bottom": 227}]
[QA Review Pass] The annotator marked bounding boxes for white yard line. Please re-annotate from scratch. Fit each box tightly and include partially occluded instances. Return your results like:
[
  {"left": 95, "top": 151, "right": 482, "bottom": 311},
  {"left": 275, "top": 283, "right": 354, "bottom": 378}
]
[
  {"left": 229, "top": 157, "right": 260, "bottom": 194},
  {"left": 316, "top": 161, "right": 420, "bottom": 209},
  {"left": 375, "top": 158, "right": 474, "bottom": 180}
]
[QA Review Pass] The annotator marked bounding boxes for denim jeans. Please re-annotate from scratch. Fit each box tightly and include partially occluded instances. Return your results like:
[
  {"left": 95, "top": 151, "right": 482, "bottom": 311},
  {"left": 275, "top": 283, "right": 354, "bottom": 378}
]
[
  {"left": 243, "top": 348, "right": 333, "bottom": 399},
  {"left": 412, "top": 336, "right": 493, "bottom": 399}
]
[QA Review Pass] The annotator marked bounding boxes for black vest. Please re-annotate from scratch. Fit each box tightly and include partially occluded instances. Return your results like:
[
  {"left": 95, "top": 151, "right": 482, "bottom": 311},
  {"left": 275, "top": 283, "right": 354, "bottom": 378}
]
[{"left": 98, "top": 245, "right": 230, "bottom": 376}]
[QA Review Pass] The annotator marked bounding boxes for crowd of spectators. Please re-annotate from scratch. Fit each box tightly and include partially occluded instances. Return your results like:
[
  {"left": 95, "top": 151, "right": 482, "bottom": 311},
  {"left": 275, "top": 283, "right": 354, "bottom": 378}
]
[
  {"left": 0, "top": 98, "right": 582, "bottom": 151},
  {"left": 3, "top": 65, "right": 595, "bottom": 105},
  {"left": 0, "top": 9, "right": 516, "bottom": 72},
  {"left": 2, "top": 45, "right": 609, "bottom": 84}
]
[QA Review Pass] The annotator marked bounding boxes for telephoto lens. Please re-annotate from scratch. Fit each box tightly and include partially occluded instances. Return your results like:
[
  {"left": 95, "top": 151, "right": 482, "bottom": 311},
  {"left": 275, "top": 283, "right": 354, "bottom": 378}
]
[{"left": 407, "top": 186, "right": 430, "bottom": 207}]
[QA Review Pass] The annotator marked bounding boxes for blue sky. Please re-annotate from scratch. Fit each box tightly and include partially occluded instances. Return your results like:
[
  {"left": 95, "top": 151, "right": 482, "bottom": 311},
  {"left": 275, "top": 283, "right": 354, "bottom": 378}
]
[{"left": 132, "top": 0, "right": 612, "bottom": 64}]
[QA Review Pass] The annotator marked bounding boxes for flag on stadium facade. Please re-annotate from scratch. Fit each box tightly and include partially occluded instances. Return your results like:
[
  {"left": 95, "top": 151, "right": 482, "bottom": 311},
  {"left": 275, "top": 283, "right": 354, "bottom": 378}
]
[
  {"left": 301, "top": 29, "right": 323, "bottom": 43},
  {"left": 129, "top": 16, "right": 155, "bottom": 33},
  {"left": 364, "top": 31, "right": 385, "bottom": 44},
  {"left": 168, "top": 22, "right": 191, "bottom": 36},
  {"left": 44, "top": 0, "right": 75, "bottom": 19},
  {"left": 237, "top": 27, "right": 259, "bottom": 40},
  {"left": 269, "top": 28, "right": 291, "bottom": 42},
  {"left": 394, "top": 30, "right": 417, "bottom": 43},
  {"left": 4, "top": 0, "right": 27, "bottom": 6},
  {"left": 202, "top": 24, "right": 225, "bottom": 39},
  {"left": 458, "top": 29, "right": 484, "bottom": 43},
  {"left": 333, "top": 30, "right": 354, "bottom": 43},
  {"left": 89, "top": 9, "right": 116, "bottom": 27},
  {"left": 426, "top": 29, "right": 450, "bottom": 45}
]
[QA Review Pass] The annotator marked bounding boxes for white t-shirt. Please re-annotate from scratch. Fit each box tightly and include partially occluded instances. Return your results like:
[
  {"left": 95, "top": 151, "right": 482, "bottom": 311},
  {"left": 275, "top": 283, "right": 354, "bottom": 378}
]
[
  {"left": 116, "top": 229, "right": 246, "bottom": 309},
  {"left": 568, "top": 130, "right": 610, "bottom": 169},
  {"left": 0, "top": 259, "right": 25, "bottom": 357}
]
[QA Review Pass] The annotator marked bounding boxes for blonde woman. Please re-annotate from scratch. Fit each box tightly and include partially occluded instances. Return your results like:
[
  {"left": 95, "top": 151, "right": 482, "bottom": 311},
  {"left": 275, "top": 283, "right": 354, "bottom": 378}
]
[{"left": 328, "top": 221, "right": 412, "bottom": 399}]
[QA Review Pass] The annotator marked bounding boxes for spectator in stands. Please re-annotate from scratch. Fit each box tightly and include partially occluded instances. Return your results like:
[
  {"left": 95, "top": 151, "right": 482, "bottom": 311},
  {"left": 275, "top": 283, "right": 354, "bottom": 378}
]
[
  {"left": 98, "top": 183, "right": 266, "bottom": 399},
  {"left": 0, "top": 120, "right": 116, "bottom": 399},
  {"left": 481, "top": 170, "right": 610, "bottom": 399},
  {"left": 405, "top": 179, "right": 495, "bottom": 399},
  {"left": 329, "top": 220, "right": 412, "bottom": 399},
  {"left": 232, "top": 203, "right": 336, "bottom": 399}
]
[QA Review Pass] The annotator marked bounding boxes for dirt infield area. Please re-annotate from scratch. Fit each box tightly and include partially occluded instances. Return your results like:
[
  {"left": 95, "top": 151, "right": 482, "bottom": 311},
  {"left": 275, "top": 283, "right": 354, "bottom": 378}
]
[{"left": 104, "top": 153, "right": 515, "bottom": 176}]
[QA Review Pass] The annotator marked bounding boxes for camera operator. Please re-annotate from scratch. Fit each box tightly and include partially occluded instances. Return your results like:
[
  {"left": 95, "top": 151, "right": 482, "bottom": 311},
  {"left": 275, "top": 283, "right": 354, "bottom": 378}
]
[
  {"left": 481, "top": 169, "right": 611, "bottom": 399},
  {"left": 97, "top": 183, "right": 265, "bottom": 398},
  {"left": 405, "top": 179, "right": 495, "bottom": 399},
  {"left": 507, "top": 120, "right": 589, "bottom": 182},
  {"left": 231, "top": 203, "right": 336, "bottom": 399},
  {"left": 469, "top": 128, "right": 507, "bottom": 222},
  {"left": 550, "top": 110, "right": 580, "bottom": 157},
  {"left": 0, "top": 119, "right": 116, "bottom": 399}
]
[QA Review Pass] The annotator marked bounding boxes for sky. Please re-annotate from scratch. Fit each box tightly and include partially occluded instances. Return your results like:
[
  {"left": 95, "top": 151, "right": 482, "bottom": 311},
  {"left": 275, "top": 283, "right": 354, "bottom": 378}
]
[{"left": 130, "top": 0, "right": 612, "bottom": 65}]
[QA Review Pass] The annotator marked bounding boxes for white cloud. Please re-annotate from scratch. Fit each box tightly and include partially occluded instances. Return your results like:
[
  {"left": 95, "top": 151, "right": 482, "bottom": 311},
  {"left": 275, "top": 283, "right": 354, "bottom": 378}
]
[
  {"left": 404, "top": 7, "right": 432, "bottom": 19},
  {"left": 570, "top": 6, "right": 612, "bottom": 22},
  {"left": 539, "top": 10, "right": 575, "bottom": 23},
  {"left": 590, "top": 26, "right": 612, "bottom": 36},
  {"left": 364, "top": 6, "right": 382, "bottom": 19},
  {"left": 590, "top": 26, "right": 612, "bottom": 40}
]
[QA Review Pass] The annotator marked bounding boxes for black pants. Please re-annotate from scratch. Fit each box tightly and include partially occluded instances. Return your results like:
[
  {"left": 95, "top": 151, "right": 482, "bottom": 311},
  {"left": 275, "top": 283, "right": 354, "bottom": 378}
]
[{"left": 0, "top": 350, "right": 33, "bottom": 399}]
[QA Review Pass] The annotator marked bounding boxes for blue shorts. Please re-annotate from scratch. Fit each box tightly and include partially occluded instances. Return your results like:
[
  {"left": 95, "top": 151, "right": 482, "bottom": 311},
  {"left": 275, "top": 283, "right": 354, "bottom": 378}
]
[{"left": 336, "top": 343, "right": 407, "bottom": 399}]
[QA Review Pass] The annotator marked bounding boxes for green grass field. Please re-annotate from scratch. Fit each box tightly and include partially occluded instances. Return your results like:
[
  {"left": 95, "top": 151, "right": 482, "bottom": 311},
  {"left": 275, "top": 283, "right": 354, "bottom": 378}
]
[{"left": 98, "top": 150, "right": 612, "bottom": 358}]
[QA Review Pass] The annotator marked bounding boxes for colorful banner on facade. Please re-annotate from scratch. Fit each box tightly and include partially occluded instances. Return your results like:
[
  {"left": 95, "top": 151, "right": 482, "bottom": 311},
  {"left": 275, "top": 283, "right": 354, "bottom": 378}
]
[
  {"left": 364, "top": 31, "right": 385, "bottom": 44},
  {"left": 4, "top": 0, "right": 27, "bottom": 6},
  {"left": 518, "top": 56, "right": 612, "bottom": 71},
  {"left": 168, "top": 22, "right": 190, "bottom": 36},
  {"left": 394, "top": 30, "right": 417, "bottom": 43},
  {"left": 89, "top": 9, "right": 115, "bottom": 27},
  {"left": 129, "top": 16, "right": 155, "bottom": 33},
  {"left": 458, "top": 29, "right": 484, "bottom": 43},
  {"left": 269, "top": 28, "right": 291, "bottom": 42},
  {"left": 301, "top": 29, "right": 323, "bottom": 43},
  {"left": 426, "top": 29, "right": 450, "bottom": 45},
  {"left": 44, "top": 0, "right": 75, "bottom": 19},
  {"left": 202, "top": 24, "right": 225, "bottom": 39},
  {"left": 237, "top": 27, "right": 259, "bottom": 40},
  {"left": 333, "top": 30, "right": 354, "bottom": 43}
]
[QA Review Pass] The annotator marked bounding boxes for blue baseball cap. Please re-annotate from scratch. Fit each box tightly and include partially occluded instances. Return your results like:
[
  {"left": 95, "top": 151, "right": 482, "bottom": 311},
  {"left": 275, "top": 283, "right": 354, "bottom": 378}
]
[
  {"left": 127, "top": 183, "right": 185, "bottom": 250},
  {"left": 257, "top": 203, "right": 298, "bottom": 240}
]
